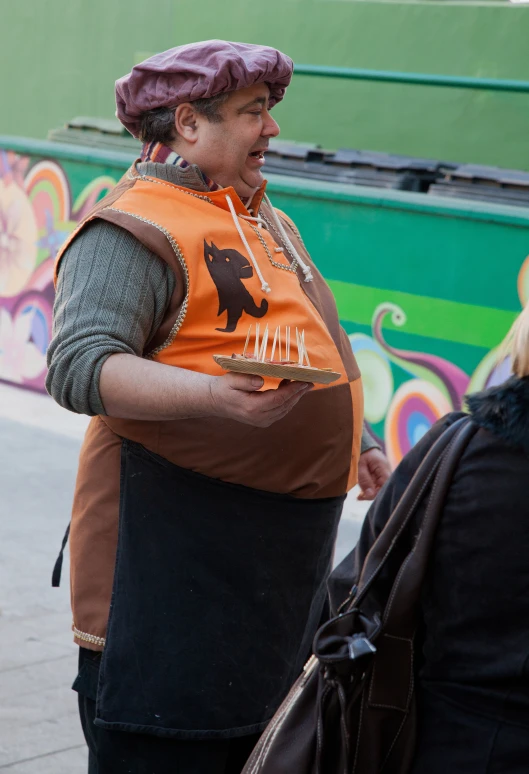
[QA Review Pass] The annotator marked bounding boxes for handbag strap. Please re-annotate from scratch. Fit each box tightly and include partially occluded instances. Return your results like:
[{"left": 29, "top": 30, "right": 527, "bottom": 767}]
[
  {"left": 382, "top": 418, "right": 478, "bottom": 639},
  {"left": 350, "top": 416, "right": 471, "bottom": 612}
]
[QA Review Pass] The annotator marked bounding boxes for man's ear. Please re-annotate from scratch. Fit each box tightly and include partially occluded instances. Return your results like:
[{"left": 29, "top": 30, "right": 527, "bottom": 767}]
[{"left": 175, "top": 103, "right": 199, "bottom": 142}]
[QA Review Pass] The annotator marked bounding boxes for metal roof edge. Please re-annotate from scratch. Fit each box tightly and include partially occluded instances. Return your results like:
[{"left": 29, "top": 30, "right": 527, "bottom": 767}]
[
  {"left": 1, "top": 135, "right": 528, "bottom": 227},
  {"left": 265, "top": 172, "right": 529, "bottom": 227},
  {"left": 0, "top": 135, "right": 136, "bottom": 168}
]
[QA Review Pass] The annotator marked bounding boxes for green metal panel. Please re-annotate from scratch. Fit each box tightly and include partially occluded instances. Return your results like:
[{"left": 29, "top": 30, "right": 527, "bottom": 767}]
[
  {"left": 1, "top": 136, "right": 528, "bottom": 464},
  {"left": 266, "top": 174, "right": 529, "bottom": 310}
]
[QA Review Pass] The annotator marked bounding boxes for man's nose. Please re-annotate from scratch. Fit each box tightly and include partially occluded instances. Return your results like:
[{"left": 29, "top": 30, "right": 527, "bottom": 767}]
[{"left": 262, "top": 113, "right": 280, "bottom": 138}]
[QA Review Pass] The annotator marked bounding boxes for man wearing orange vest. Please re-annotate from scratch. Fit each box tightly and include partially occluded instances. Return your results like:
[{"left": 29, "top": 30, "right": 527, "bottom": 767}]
[{"left": 48, "top": 40, "right": 390, "bottom": 774}]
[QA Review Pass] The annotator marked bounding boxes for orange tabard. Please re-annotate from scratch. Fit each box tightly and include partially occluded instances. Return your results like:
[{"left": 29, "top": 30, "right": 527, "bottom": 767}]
[{"left": 106, "top": 178, "right": 349, "bottom": 388}]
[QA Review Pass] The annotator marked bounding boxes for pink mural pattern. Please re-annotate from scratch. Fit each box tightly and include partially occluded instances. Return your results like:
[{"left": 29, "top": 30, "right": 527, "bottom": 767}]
[{"left": 0, "top": 151, "right": 116, "bottom": 392}]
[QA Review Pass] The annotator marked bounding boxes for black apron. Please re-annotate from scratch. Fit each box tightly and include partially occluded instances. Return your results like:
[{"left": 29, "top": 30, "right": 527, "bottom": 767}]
[{"left": 94, "top": 440, "right": 344, "bottom": 739}]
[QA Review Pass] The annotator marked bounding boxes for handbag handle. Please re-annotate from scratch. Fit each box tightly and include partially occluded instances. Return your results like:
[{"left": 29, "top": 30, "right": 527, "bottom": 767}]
[
  {"left": 348, "top": 417, "right": 470, "bottom": 613},
  {"left": 382, "top": 418, "right": 478, "bottom": 639}
]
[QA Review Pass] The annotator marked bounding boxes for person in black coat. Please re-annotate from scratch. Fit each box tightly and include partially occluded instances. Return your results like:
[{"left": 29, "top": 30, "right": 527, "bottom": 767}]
[{"left": 329, "top": 309, "right": 529, "bottom": 773}]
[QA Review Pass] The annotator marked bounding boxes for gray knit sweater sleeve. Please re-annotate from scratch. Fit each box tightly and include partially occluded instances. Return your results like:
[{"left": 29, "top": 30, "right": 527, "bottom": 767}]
[{"left": 46, "top": 219, "right": 175, "bottom": 415}]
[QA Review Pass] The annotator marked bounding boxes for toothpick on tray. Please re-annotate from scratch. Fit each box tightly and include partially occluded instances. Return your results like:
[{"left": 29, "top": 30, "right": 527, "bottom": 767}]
[
  {"left": 296, "top": 327, "right": 301, "bottom": 365},
  {"left": 295, "top": 327, "right": 309, "bottom": 366},
  {"left": 259, "top": 324, "right": 269, "bottom": 361},
  {"left": 299, "top": 329, "right": 310, "bottom": 367},
  {"left": 243, "top": 325, "right": 252, "bottom": 357},
  {"left": 270, "top": 326, "right": 279, "bottom": 361}
]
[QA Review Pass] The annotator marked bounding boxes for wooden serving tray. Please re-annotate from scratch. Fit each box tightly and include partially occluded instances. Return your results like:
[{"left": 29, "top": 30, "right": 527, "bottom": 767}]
[{"left": 213, "top": 355, "right": 341, "bottom": 385}]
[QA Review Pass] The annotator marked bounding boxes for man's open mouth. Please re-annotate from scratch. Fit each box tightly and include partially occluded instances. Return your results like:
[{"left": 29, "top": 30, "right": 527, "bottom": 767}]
[{"left": 248, "top": 151, "right": 266, "bottom": 160}]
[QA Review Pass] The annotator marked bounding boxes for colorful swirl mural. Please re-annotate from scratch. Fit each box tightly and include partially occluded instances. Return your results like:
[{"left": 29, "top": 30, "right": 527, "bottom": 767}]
[
  {"left": 384, "top": 379, "right": 453, "bottom": 468},
  {"left": 353, "top": 293, "right": 522, "bottom": 466},
  {"left": 0, "top": 150, "right": 116, "bottom": 391}
]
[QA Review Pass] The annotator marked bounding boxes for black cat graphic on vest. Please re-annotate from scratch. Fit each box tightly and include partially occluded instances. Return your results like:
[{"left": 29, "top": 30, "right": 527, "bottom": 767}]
[{"left": 204, "top": 241, "right": 269, "bottom": 333}]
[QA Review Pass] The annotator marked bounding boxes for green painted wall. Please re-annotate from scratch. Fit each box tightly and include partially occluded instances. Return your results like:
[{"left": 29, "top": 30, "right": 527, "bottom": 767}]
[
  {"left": 172, "top": 0, "right": 529, "bottom": 171},
  {"left": 2, "top": 2, "right": 529, "bottom": 170},
  {"left": 0, "top": 1, "right": 176, "bottom": 141}
]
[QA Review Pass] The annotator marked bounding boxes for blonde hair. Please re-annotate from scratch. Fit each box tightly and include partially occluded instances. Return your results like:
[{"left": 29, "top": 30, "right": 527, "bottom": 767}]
[{"left": 502, "top": 302, "right": 529, "bottom": 378}]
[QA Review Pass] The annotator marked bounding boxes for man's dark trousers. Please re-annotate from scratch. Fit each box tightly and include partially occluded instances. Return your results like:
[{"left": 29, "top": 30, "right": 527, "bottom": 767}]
[{"left": 75, "top": 648, "right": 260, "bottom": 774}]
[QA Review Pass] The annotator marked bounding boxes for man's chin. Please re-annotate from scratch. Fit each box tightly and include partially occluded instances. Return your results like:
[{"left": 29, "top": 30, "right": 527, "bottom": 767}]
[{"left": 236, "top": 170, "right": 265, "bottom": 199}]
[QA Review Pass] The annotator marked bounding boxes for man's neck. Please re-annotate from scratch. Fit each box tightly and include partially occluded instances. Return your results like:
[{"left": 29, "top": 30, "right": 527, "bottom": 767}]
[{"left": 140, "top": 142, "right": 219, "bottom": 192}]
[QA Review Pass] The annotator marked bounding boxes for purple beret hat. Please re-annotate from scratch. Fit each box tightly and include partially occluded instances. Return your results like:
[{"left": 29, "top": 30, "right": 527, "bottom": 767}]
[{"left": 115, "top": 39, "right": 294, "bottom": 138}]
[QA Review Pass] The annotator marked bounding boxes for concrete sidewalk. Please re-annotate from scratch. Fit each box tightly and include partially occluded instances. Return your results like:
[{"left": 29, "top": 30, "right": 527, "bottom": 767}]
[
  {"left": 0, "top": 383, "right": 367, "bottom": 772},
  {"left": 0, "top": 385, "right": 89, "bottom": 772}
]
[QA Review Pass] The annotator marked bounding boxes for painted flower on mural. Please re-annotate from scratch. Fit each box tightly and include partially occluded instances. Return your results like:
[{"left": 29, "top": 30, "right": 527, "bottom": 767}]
[
  {"left": 0, "top": 307, "right": 46, "bottom": 384},
  {"left": 0, "top": 150, "right": 118, "bottom": 393},
  {"left": 37, "top": 208, "right": 71, "bottom": 260},
  {"left": 0, "top": 179, "right": 37, "bottom": 297},
  {"left": 0, "top": 150, "right": 30, "bottom": 189}
]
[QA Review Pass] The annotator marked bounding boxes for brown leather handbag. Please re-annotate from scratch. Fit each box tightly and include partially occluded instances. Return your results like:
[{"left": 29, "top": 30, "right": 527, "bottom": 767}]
[{"left": 242, "top": 417, "right": 477, "bottom": 774}]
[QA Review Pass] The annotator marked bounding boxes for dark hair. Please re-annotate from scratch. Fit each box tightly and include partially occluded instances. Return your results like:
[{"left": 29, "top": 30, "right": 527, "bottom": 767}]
[{"left": 138, "top": 93, "right": 230, "bottom": 144}]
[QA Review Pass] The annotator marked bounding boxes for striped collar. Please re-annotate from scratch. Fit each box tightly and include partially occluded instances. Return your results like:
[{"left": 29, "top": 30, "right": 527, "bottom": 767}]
[{"left": 140, "top": 142, "right": 220, "bottom": 192}]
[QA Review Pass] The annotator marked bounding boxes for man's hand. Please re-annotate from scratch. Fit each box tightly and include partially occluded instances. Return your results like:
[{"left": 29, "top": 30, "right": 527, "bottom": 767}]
[
  {"left": 209, "top": 373, "right": 313, "bottom": 428},
  {"left": 357, "top": 448, "right": 392, "bottom": 501}
]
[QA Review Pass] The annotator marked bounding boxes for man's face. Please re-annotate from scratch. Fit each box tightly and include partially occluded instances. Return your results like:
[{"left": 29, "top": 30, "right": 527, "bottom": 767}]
[{"left": 179, "top": 83, "right": 280, "bottom": 199}]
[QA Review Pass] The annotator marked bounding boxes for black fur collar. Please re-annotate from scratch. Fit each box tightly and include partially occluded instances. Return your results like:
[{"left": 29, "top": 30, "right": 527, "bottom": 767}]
[{"left": 466, "top": 376, "right": 529, "bottom": 453}]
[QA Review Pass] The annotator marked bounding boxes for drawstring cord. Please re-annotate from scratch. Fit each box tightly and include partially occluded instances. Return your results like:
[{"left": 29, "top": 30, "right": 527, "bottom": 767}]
[
  {"left": 225, "top": 191, "right": 314, "bottom": 294},
  {"left": 263, "top": 194, "right": 314, "bottom": 283},
  {"left": 239, "top": 213, "right": 266, "bottom": 228},
  {"left": 225, "top": 195, "right": 271, "bottom": 294}
]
